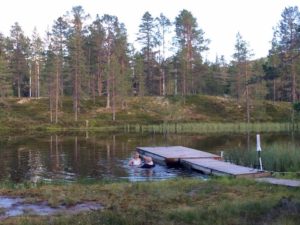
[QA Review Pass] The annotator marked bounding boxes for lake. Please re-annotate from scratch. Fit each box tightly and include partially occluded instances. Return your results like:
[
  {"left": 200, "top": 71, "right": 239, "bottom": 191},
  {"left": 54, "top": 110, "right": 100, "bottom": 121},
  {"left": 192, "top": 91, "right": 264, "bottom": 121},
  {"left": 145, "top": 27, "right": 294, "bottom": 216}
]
[{"left": 0, "top": 132, "right": 299, "bottom": 183}]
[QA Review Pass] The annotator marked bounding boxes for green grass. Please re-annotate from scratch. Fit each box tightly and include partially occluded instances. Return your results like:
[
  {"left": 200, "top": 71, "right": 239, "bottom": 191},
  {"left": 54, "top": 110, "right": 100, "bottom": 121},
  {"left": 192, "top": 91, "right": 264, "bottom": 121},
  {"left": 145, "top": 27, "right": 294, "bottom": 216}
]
[{"left": 0, "top": 177, "right": 299, "bottom": 224}]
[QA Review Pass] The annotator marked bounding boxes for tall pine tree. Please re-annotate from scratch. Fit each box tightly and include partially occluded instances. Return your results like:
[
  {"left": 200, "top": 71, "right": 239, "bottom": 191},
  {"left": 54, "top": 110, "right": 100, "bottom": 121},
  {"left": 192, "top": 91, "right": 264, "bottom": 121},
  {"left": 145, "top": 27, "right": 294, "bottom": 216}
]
[
  {"left": 232, "top": 32, "right": 253, "bottom": 123},
  {"left": 67, "top": 6, "right": 89, "bottom": 121},
  {"left": 7, "top": 23, "right": 30, "bottom": 97},
  {"left": 174, "top": 9, "right": 209, "bottom": 95},
  {"left": 0, "top": 33, "right": 11, "bottom": 97},
  {"left": 137, "top": 11, "right": 159, "bottom": 95}
]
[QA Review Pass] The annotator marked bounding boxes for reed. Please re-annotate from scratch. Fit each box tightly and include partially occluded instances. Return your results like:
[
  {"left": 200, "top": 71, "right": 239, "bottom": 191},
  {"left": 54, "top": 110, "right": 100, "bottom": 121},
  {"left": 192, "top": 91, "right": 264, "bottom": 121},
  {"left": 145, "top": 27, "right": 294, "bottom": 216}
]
[
  {"left": 130, "top": 122, "right": 299, "bottom": 134},
  {"left": 224, "top": 142, "right": 300, "bottom": 173}
]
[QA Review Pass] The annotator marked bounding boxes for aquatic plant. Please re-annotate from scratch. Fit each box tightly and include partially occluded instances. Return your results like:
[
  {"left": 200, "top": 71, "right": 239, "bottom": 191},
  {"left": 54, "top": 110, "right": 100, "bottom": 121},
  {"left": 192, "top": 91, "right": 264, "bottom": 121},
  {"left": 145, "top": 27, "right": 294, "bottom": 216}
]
[
  {"left": 224, "top": 142, "right": 300, "bottom": 173},
  {"left": 131, "top": 122, "right": 298, "bottom": 134}
]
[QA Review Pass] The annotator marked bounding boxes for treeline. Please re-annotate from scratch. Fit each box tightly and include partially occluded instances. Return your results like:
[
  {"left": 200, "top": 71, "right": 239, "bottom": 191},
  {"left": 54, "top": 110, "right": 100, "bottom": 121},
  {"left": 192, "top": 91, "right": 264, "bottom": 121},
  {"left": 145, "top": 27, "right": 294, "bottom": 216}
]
[{"left": 0, "top": 6, "right": 299, "bottom": 122}]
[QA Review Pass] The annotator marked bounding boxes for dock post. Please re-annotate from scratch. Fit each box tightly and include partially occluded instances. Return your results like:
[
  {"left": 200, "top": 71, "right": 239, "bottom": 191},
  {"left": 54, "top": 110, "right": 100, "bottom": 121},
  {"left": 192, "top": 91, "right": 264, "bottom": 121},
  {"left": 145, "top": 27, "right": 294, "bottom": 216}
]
[{"left": 256, "top": 134, "right": 263, "bottom": 171}]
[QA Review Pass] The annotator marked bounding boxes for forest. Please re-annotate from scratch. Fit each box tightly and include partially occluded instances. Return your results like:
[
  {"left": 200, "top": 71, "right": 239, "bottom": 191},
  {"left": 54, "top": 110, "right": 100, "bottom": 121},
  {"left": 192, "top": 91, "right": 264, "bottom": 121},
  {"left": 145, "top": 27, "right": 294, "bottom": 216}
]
[{"left": 0, "top": 5, "right": 299, "bottom": 123}]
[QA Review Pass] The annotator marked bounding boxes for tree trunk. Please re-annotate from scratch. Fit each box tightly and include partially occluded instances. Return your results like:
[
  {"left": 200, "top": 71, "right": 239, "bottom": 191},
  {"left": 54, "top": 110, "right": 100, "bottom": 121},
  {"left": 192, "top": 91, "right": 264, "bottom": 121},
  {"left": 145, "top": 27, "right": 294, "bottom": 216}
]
[
  {"left": 162, "top": 66, "right": 166, "bottom": 96},
  {"left": 17, "top": 77, "right": 21, "bottom": 98},
  {"left": 291, "top": 59, "right": 296, "bottom": 103},
  {"left": 97, "top": 56, "right": 103, "bottom": 96},
  {"left": 29, "top": 64, "right": 32, "bottom": 98},
  {"left": 245, "top": 62, "right": 250, "bottom": 124},
  {"left": 74, "top": 79, "right": 78, "bottom": 122},
  {"left": 50, "top": 93, "right": 53, "bottom": 123},
  {"left": 106, "top": 59, "right": 111, "bottom": 108},
  {"left": 74, "top": 56, "right": 79, "bottom": 122},
  {"left": 55, "top": 62, "right": 59, "bottom": 124},
  {"left": 37, "top": 61, "right": 40, "bottom": 98},
  {"left": 273, "top": 79, "right": 276, "bottom": 104},
  {"left": 246, "top": 85, "right": 250, "bottom": 123},
  {"left": 112, "top": 72, "right": 115, "bottom": 121},
  {"left": 162, "top": 30, "right": 166, "bottom": 96}
]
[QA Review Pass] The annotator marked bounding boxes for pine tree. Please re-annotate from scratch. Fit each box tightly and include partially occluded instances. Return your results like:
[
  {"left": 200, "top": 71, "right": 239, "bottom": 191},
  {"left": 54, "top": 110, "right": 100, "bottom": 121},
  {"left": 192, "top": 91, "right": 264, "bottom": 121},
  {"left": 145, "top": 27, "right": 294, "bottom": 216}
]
[
  {"left": 272, "top": 6, "right": 300, "bottom": 103},
  {"left": 51, "top": 17, "right": 68, "bottom": 98},
  {"left": 232, "top": 32, "right": 253, "bottom": 123},
  {"left": 44, "top": 42, "right": 57, "bottom": 123},
  {"left": 101, "top": 14, "right": 118, "bottom": 110},
  {"left": 67, "top": 6, "right": 89, "bottom": 121},
  {"left": 137, "top": 11, "right": 159, "bottom": 95},
  {"left": 0, "top": 33, "right": 11, "bottom": 97},
  {"left": 156, "top": 13, "right": 171, "bottom": 95},
  {"left": 30, "top": 27, "right": 44, "bottom": 98},
  {"left": 174, "top": 9, "right": 209, "bottom": 95},
  {"left": 88, "top": 15, "right": 105, "bottom": 100},
  {"left": 263, "top": 35, "right": 281, "bottom": 103},
  {"left": 101, "top": 14, "right": 129, "bottom": 120},
  {"left": 133, "top": 52, "right": 145, "bottom": 96},
  {"left": 114, "top": 22, "right": 130, "bottom": 109},
  {"left": 43, "top": 16, "right": 69, "bottom": 123},
  {"left": 7, "top": 22, "right": 30, "bottom": 97}
]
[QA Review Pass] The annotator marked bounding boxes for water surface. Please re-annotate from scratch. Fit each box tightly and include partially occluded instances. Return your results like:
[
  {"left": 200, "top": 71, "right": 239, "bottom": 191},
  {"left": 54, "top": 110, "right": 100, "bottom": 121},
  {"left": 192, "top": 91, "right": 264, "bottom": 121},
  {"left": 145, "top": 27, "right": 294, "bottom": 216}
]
[{"left": 0, "top": 132, "right": 299, "bottom": 182}]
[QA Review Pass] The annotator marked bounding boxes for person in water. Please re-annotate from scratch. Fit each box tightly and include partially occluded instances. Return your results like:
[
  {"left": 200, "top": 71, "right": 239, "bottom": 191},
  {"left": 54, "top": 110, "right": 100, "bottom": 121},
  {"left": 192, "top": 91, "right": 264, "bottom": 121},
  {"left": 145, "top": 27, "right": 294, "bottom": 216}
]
[
  {"left": 128, "top": 151, "right": 142, "bottom": 166},
  {"left": 140, "top": 155, "right": 155, "bottom": 168}
]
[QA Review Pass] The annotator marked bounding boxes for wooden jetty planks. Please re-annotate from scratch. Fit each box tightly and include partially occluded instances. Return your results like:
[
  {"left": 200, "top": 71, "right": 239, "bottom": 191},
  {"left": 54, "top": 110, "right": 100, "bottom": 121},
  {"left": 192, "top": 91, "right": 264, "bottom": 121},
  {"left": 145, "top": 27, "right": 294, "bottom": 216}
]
[
  {"left": 181, "top": 158, "right": 270, "bottom": 178},
  {"left": 137, "top": 145, "right": 270, "bottom": 178},
  {"left": 137, "top": 146, "right": 220, "bottom": 163}
]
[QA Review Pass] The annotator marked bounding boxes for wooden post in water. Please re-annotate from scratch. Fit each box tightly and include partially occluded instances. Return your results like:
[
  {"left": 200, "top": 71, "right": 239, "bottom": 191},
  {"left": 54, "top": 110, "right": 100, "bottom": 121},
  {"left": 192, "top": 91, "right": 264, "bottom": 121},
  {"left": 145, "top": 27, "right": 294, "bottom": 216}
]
[{"left": 256, "top": 134, "right": 263, "bottom": 171}]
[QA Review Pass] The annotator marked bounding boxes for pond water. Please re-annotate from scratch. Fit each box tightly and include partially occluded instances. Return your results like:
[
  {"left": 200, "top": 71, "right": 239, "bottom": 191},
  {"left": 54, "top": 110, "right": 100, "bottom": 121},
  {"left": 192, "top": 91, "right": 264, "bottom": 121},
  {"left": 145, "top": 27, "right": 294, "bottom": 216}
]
[
  {"left": 0, "top": 196, "right": 101, "bottom": 218},
  {"left": 0, "top": 132, "right": 299, "bottom": 183}
]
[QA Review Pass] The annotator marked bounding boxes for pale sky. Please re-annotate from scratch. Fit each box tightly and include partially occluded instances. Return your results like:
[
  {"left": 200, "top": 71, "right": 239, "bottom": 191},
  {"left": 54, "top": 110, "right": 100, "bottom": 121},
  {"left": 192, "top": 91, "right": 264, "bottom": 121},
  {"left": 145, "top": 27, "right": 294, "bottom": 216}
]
[{"left": 0, "top": 0, "right": 299, "bottom": 62}]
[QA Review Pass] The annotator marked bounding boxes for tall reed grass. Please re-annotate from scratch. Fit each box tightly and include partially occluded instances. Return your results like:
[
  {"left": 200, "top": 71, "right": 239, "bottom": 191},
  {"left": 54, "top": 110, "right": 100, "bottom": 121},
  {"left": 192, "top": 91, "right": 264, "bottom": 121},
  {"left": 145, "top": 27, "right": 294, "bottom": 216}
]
[
  {"left": 131, "top": 122, "right": 299, "bottom": 134},
  {"left": 224, "top": 142, "right": 300, "bottom": 173}
]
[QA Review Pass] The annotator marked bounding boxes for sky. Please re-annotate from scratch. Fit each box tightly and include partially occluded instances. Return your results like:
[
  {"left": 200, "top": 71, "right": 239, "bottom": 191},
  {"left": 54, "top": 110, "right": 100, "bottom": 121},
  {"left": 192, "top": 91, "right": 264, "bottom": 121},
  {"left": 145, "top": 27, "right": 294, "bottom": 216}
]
[{"left": 0, "top": 0, "right": 299, "bottom": 62}]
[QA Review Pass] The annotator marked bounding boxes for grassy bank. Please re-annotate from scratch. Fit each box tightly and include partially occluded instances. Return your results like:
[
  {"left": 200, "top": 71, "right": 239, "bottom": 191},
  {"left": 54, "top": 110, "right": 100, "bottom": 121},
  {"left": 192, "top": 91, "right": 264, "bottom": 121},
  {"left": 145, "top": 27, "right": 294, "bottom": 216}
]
[
  {"left": 0, "top": 177, "right": 299, "bottom": 225},
  {"left": 0, "top": 95, "right": 297, "bottom": 133}
]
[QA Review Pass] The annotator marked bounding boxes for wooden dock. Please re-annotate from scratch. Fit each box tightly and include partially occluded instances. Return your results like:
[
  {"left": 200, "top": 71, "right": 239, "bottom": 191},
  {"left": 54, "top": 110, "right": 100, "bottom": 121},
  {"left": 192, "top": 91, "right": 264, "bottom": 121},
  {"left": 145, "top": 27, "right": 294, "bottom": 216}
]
[
  {"left": 181, "top": 158, "right": 270, "bottom": 178},
  {"left": 137, "top": 146, "right": 270, "bottom": 178},
  {"left": 137, "top": 146, "right": 221, "bottom": 165}
]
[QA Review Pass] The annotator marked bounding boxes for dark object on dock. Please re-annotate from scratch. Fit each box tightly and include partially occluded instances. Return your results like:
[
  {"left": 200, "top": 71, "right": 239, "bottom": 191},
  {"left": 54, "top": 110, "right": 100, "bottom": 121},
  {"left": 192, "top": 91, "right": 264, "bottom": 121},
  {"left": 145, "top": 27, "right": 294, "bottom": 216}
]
[{"left": 137, "top": 146, "right": 270, "bottom": 178}]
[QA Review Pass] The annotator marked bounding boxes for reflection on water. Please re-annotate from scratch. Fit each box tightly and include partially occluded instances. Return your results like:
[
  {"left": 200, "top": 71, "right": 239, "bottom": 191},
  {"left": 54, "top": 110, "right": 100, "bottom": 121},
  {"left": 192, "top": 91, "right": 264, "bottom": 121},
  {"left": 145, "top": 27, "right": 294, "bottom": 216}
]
[
  {"left": 124, "top": 164, "right": 199, "bottom": 182},
  {"left": 0, "top": 132, "right": 299, "bottom": 183}
]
